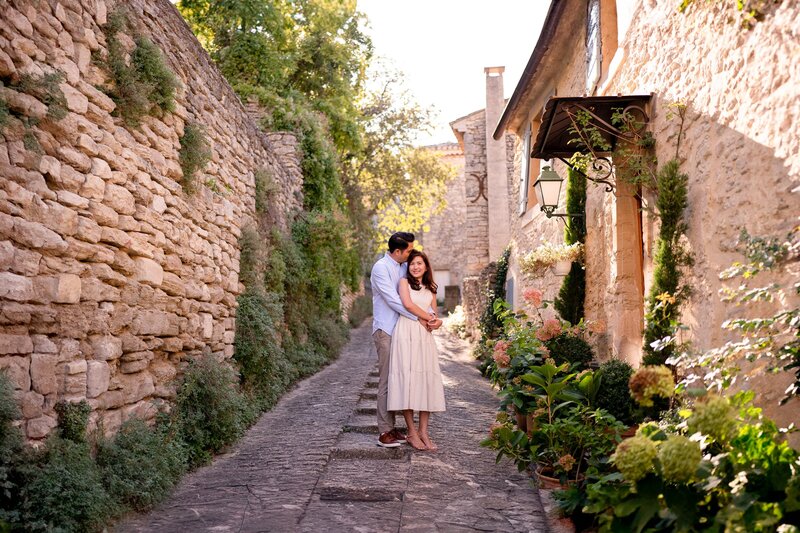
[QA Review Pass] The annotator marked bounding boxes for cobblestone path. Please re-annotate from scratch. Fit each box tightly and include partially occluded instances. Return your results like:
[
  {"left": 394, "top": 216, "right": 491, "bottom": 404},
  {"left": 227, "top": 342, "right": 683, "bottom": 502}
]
[{"left": 118, "top": 323, "right": 548, "bottom": 532}]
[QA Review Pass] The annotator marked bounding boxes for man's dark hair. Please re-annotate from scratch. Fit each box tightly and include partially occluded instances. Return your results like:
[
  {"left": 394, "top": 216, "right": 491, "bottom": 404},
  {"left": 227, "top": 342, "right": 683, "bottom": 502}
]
[{"left": 388, "top": 232, "right": 415, "bottom": 253}]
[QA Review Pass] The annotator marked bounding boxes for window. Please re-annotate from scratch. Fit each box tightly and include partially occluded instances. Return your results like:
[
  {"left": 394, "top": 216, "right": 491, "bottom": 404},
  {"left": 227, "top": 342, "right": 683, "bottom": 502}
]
[
  {"left": 518, "top": 124, "right": 532, "bottom": 215},
  {"left": 586, "top": 0, "right": 601, "bottom": 94}
]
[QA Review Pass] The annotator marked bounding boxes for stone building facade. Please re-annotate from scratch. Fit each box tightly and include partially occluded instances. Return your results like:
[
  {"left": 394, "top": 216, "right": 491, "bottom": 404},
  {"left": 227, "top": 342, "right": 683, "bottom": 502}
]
[
  {"left": 421, "top": 69, "right": 517, "bottom": 334},
  {"left": 492, "top": 0, "right": 799, "bottom": 428},
  {"left": 0, "top": 0, "right": 304, "bottom": 439}
]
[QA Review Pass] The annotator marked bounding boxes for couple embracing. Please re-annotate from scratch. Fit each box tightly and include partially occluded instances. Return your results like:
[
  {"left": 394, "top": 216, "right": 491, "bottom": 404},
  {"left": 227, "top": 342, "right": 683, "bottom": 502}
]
[{"left": 370, "top": 232, "right": 446, "bottom": 451}]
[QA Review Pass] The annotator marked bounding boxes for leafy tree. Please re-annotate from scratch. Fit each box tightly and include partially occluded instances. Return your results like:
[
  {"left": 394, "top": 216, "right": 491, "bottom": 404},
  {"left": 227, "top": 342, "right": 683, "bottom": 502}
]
[{"left": 343, "top": 64, "right": 455, "bottom": 250}]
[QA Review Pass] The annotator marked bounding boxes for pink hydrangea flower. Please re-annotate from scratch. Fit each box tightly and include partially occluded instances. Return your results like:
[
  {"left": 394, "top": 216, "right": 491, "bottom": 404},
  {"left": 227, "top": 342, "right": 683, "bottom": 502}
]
[
  {"left": 536, "top": 318, "right": 562, "bottom": 341},
  {"left": 523, "top": 288, "right": 543, "bottom": 308},
  {"left": 492, "top": 340, "right": 511, "bottom": 367}
]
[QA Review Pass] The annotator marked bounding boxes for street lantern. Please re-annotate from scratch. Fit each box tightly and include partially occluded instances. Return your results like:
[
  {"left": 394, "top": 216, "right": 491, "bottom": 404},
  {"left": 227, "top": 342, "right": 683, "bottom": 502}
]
[{"left": 533, "top": 165, "right": 564, "bottom": 218}]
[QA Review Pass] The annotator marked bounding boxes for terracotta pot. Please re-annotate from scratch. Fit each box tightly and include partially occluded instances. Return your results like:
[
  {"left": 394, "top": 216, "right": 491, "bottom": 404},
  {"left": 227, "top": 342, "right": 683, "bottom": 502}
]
[
  {"left": 534, "top": 465, "right": 584, "bottom": 489},
  {"left": 514, "top": 408, "right": 528, "bottom": 433},
  {"left": 621, "top": 424, "right": 639, "bottom": 439},
  {"left": 525, "top": 413, "right": 537, "bottom": 437},
  {"left": 551, "top": 260, "right": 572, "bottom": 276}
]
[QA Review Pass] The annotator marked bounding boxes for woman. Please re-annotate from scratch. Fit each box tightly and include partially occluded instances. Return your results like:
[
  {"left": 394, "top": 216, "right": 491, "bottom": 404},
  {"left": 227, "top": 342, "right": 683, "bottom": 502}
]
[{"left": 387, "top": 249, "right": 446, "bottom": 450}]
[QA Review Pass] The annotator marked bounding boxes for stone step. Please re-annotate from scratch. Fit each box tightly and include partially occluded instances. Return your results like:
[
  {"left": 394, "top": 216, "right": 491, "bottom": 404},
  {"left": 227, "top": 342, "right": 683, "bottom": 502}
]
[
  {"left": 355, "top": 398, "right": 376, "bottom": 416},
  {"left": 364, "top": 380, "right": 378, "bottom": 389},
  {"left": 317, "top": 457, "right": 408, "bottom": 502},
  {"left": 360, "top": 391, "right": 377, "bottom": 401},
  {"left": 330, "top": 431, "right": 410, "bottom": 460}
]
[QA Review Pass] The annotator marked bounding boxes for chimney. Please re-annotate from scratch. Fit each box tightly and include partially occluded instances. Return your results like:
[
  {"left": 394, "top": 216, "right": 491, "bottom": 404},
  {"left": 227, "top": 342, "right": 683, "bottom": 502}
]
[{"left": 484, "top": 66, "right": 510, "bottom": 261}]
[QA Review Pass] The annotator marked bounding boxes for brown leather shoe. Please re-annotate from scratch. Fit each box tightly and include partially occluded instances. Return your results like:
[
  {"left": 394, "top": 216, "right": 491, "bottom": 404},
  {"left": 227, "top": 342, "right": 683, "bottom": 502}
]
[
  {"left": 378, "top": 431, "right": 402, "bottom": 448},
  {"left": 389, "top": 428, "right": 407, "bottom": 444}
]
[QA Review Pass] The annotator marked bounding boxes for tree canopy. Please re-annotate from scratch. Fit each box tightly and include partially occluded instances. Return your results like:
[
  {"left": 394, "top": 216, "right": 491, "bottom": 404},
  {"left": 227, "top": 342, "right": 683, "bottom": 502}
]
[{"left": 177, "top": 0, "right": 454, "bottom": 254}]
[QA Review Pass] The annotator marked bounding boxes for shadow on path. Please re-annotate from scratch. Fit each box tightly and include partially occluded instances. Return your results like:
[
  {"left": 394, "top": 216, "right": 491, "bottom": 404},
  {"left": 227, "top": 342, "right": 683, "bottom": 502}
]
[{"left": 118, "top": 323, "right": 548, "bottom": 532}]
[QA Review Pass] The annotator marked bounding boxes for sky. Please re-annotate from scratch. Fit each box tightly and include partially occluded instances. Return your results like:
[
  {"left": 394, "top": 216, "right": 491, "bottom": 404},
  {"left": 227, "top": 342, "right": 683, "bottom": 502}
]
[{"left": 358, "top": 1, "right": 548, "bottom": 146}]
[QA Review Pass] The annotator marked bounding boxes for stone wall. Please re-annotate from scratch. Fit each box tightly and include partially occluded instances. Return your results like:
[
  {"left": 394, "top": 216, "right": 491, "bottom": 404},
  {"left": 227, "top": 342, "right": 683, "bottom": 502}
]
[
  {"left": 418, "top": 143, "right": 466, "bottom": 294},
  {"left": 0, "top": 0, "right": 303, "bottom": 440}
]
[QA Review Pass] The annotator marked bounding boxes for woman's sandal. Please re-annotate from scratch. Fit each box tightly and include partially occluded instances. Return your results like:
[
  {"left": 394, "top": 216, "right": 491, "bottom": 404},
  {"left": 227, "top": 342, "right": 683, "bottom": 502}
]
[
  {"left": 406, "top": 434, "right": 427, "bottom": 451},
  {"left": 420, "top": 434, "right": 438, "bottom": 451}
]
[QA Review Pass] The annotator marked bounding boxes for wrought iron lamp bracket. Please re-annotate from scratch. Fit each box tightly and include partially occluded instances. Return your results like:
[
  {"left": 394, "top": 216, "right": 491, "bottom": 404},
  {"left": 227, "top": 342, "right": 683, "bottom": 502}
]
[{"left": 556, "top": 156, "right": 616, "bottom": 193}]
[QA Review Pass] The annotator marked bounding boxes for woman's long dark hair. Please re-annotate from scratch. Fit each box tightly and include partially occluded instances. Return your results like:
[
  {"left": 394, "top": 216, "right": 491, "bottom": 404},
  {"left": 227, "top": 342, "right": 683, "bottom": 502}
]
[{"left": 406, "top": 250, "right": 438, "bottom": 294}]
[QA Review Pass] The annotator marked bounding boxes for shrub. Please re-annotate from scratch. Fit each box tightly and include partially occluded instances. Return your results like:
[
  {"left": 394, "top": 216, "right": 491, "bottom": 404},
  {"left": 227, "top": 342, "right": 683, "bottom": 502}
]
[
  {"left": 234, "top": 289, "right": 294, "bottom": 408},
  {"left": 0, "top": 372, "right": 25, "bottom": 526},
  {"left": 478, "top": 248, "right": 510, "bottom": 341},
  {"left": 19, "top": 438, "right": 113, "bottom": 532},
  {"left": 595, "top": 359, "right": 636, "bottom": 425},
  {"left": 15, "top": 71, "right": 68, "bottom": 121},
  {"left": 179, "top": 122, "right": 212, "bottom": 193},
  {"left": 0, "top": 93, "right": 10, "bottom": 129},
  {"left": 642, "top": 159, "right": 691, "bottom": 365},
  {"left": 54, "top": 400, "right": 91, "bottom": 443},
  {"left": 543, "top": 331, "right": 594, "bottom": 369},
  {"left": 96, "top": 418, "right": 187, "bottom": 512},
  {"left": 445, "top": 305, "right": 468, "bottom": 338},
  {"left": 129, "top": 37, "right": 179, "bottom": 114},
  {"left": 101, "top": 9, "right": 179, "bottom": 126},
  {"left": 554, "top": 166, "right": 587, "bottom": 325},
  {"left": 173, "top": 355, "right": 253, "bottom": 467},
  {"left": 347, "top": 293, "right": 372, "bottom": 327}
]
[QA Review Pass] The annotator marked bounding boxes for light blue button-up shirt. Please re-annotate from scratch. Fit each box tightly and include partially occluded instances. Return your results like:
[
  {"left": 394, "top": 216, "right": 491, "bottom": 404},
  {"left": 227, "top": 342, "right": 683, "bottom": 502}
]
[{"left": 371, "top": 253, "right": 417, "bottom": 335}]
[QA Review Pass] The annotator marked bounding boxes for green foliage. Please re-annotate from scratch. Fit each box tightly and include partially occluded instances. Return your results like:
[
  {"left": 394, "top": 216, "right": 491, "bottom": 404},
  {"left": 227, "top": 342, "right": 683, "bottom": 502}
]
[
  {"left": 54, "top": 400, "right": 91, "bottom": 443},
  {"left": 18, "top": 438, "right": 113, "bottom": 532},
  {"left": 348, "top": 293, "right": 372, "bottom": 327},
  {"left": 642, "top": 159, "right": 691, "bottom": 365},
  {"left": 483, "top": 361, "right": 624, "bottom": 483},
  {"left": 173, "top": 355, "right": 253, "bottom": 467},
  {"left": 478, "top": 248, "right": 511, "bottom": 342},
  {"left": 96, "top": 418, "right": 187, "bottom": 512},
  {"left": 101, "top": 9, "right": 179, "bottom": 126},
  {"left": 669, "top": 229, "right": 799, "bottom": 402},
  {"left": 179, "top": 122, "right": 212, "bottom": 193},
  {"left": 554, "top": 166, "right": 587, "bottom": 325},
  {"left": 0, "top": 373, "right": 24, "bottom": 527},
  {"left": 234, "top": 288, "right": 295, "bottom": 409},
  {"left": 595, "top": 359, "right": 636, "bottom": 425},
  {"left": 544, "top": 332, "right": 594, "bottom": 369},
  {"left": 0, "top": 93, "right": 8, "bottom": 129},
  {"left": 583, "top": 392, "right": 800, "bottom": 532},
  {"left": 679, "top": 0, "right": 776, "bottom": 28},
  {"left": 130, "top": 37, "right": 180, "bottom": 114},
  {"left": 14, "top": 71, "right": 68, "bottom": 121}
]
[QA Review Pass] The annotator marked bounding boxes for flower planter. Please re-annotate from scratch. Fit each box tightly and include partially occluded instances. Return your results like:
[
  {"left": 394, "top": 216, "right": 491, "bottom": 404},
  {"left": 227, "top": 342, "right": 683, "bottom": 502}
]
[
  {"left": 620, "top": 424, "right": 639, "bottom": 439},
  {"left": 514, "top": 408, "right": 528, "bottom": 433},
  {"left": 534, "top": 465, "right": 584, "bottom": 489},
  {"left": 551, "top": 260, "right": 572, "bottom": 276}
]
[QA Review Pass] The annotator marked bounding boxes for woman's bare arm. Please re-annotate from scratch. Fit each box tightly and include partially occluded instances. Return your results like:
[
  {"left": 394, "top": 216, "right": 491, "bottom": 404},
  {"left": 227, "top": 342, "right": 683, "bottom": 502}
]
[{"left": 399, "top": 279, "right": 434, "bottom": 320}]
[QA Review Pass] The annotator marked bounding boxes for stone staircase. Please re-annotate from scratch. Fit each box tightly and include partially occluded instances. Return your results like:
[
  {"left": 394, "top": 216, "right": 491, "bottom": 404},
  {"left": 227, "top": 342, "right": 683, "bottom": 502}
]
[{"left": 316, "top": 369, "right": 411, "bottom": 501}]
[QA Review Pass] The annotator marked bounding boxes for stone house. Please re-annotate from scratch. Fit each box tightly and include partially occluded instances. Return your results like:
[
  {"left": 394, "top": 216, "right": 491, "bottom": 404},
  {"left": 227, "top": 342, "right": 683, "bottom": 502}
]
[
  {"left": 490, "top": 0, "right": 799, "bottom": 426},
  {"left": 419, "top": 68, "right": 517, "bottom": 327}
]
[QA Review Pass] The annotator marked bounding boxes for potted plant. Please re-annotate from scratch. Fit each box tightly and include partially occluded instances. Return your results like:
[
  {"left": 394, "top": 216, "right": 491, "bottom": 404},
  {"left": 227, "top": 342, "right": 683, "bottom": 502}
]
[{"left": 519, "top": 242, "right": 584, "bottom": 278}]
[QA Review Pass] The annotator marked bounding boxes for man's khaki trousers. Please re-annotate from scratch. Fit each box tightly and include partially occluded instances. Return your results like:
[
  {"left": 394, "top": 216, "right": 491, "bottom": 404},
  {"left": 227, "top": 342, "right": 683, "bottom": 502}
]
[{"left": 372, "top": 330, "right": 395, "bottom": 434}]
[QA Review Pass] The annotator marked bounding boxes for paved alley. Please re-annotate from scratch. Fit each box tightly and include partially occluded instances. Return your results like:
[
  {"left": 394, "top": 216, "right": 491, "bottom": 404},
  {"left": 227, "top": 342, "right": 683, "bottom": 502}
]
[{"left": 118, "top": 323, "right": 548, "bottom": 533}]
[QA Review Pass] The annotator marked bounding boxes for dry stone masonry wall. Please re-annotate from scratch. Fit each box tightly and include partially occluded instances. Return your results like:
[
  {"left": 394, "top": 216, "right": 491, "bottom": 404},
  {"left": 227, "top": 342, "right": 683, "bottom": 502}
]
[{"left": 0, "top": 0, "right": 304, "bottom": 440}]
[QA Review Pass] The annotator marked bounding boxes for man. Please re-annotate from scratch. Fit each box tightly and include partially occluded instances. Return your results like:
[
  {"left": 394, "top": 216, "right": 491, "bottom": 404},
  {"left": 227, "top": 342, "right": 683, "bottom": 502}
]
[{"left": 371, "top": 232, "right": 442, "bottom": 448}]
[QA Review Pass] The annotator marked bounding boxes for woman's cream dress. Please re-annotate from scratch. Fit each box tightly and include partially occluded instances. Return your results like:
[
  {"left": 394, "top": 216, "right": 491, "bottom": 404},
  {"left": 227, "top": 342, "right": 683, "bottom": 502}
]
[{"left": 387, "top": 287, "right": 446, "bottom": 412}]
